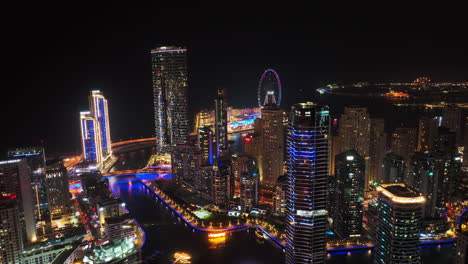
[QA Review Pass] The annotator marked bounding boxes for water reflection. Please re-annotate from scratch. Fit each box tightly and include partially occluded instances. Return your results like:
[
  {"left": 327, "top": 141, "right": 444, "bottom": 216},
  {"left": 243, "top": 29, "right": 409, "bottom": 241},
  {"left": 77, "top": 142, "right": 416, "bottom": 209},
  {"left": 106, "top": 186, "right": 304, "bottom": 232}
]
[{"left": 107, "top": 168, "right": 454, "bottom": 263}]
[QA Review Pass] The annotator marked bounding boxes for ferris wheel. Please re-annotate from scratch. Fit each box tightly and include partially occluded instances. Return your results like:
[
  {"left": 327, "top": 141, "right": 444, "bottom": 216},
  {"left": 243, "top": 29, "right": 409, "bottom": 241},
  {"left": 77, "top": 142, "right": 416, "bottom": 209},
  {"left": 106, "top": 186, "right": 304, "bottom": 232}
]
[{"left": 257, "top": 69, "right": 282, "bottom": 108}]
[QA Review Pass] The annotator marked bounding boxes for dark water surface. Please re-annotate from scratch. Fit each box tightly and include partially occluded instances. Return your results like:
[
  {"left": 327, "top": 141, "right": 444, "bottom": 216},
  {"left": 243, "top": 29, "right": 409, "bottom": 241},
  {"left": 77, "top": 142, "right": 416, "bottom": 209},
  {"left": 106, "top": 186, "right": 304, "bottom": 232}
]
[{"left": 109, "top": 174, "right": 454, "bottom": 264}]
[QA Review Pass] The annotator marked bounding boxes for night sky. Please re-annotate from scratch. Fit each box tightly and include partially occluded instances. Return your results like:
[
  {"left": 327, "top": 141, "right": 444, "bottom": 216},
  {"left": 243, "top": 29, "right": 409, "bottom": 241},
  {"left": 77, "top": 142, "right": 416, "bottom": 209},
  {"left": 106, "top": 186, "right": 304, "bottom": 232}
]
[{"left": 2, "top": 6, "right": 467, "bottom": 158}]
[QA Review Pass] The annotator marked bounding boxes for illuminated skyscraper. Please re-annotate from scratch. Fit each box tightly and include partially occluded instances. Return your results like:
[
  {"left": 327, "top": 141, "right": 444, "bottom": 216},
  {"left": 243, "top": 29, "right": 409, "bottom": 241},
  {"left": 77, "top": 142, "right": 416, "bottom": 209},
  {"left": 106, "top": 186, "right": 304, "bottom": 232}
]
[
  {"left": 259, "top": 95, "right": 284, "bottom": 187},
  {"left": 89, "top": 90, "right": 112, "bottom": 158},
  {"left": 338, "top": 107, "right": 370, "bottom": 157},
  {"left": 215, "top": 88, "right": 228, "bottom": 158},
  {"left": 411, "top": 151, "right": 460, "bottom": 219},
  {"left": 338, "top": 107, "right": 371, "bottom": 187},
  {"left": 239, "top": 158, "right": 259, "bottom": 212},
  {"left": 198, "top": 126, "right": 214, "bottom": 165},
  {"left": 0, "top": 159, "right": 36, "bottom": 244},
  {"left": 0, "top": 198, "right": 23, "bottom": 264},
  {"left": 381, "top": 152, "right": 405, "bottom": 184},
  {"left": 285, "top": 102, "right": 329, "bottom": 264},
  {"left": 151, "top": 46, "right": 189, "bottom": 153},
  {"left": 171, "top": 145, "right": 202, "bottom": 186},
  {"left": 44, "top": 162, "right": 71, "bottom": 219},
  {"left": 80, "top": 90, "right": 112, "bottom": 165},
  {"left": 7, "top": 146, "right": 47, "bottom": 222},
  {"left": 442, "top": 104, "right": 462, "bottom": 146},
  {"left": 391, "top": 126, "right": 417, "bottom": 165},
  {"left": 369, "top": 118, "right": 387, "bottom": 183},
  {"left": 333, "top": 150, "right": 365, "bottom": 238},
  {"left": 212, "top": 157, "right": 231, "bottom": 208},
  {"left": 274, "top": 175, "right": 287, "bottom": 216},
  {"left": 80, "top": 111, "right": 102, "bottom": 164},
  {"left": 417, "top": 117, "right": 438, "bottom": 152},
  {"left": 374, "top": 184, "right": 424, "bottom": 264}
]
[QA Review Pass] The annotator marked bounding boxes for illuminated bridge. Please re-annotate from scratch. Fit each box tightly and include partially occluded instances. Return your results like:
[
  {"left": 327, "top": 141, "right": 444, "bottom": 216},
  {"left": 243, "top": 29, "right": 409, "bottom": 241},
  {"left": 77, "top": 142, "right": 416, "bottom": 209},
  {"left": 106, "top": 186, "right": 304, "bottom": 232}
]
[
  {"left": 111, "top": 137, "right": 156, "bottom": 154},
  {"left": 102, "top": 138, "right": 455, "bottom": 254}
]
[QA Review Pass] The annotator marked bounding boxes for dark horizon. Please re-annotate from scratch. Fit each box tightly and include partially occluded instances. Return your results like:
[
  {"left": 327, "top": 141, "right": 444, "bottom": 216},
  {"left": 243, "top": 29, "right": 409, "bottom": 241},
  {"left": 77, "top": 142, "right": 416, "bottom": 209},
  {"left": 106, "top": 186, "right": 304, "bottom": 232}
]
[{"left": 2, "top": 6, "right": 467, "bottom": 158}]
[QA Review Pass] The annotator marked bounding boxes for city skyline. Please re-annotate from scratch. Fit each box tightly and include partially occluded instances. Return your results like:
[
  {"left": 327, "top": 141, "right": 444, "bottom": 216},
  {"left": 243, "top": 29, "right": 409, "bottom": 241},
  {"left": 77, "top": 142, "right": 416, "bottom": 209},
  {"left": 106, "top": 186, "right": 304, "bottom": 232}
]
[
  {"left": 1, "top": 8, "right": 467, "bottom": 263},
  {"left": 2, "top": 7, "right": 468, "bottom": 157}
]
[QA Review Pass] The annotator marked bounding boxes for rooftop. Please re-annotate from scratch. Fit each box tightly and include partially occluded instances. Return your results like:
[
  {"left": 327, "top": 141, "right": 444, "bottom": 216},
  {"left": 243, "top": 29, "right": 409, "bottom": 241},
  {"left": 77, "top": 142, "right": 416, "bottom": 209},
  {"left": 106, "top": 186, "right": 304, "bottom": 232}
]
[
  {"left": 377, "top": 183, "right": 425, "bottom": 204},
  {"left": 151, "top": 46, "right": 187, "bottom": 53}
]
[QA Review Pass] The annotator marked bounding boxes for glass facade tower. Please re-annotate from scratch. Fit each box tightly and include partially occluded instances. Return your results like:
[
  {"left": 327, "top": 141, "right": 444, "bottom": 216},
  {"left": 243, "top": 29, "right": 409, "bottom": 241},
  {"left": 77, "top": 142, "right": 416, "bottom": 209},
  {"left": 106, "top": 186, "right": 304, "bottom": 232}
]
[
  {"left": 44, "top": 162, "right": 71, "bottom": 218},
  {"left": 214, "top": 88, "right": 228, "bottom": 158},
  {"left": 89, "top": 90, "right": 112, "bottom": 157},
  {"left": 375, "top": 183, "right": 425, "bottom": 264},
  {"left": 333, "top": 149, "right": 365, "bottom": 238},
  {"left": 0, "top": 159, "right": 37, "bottom": 244},
  {"left": 151, "top": 46, "right": 189, "bottom": 153},
  {"left": 80, "top": 90, "right": 111, "bottom": 164},
  {"left": 285, "top": 102, "right": 330, "bottom": 264},
  {"left": 80, "top": 111, "right": 102, "bottom": 163}
]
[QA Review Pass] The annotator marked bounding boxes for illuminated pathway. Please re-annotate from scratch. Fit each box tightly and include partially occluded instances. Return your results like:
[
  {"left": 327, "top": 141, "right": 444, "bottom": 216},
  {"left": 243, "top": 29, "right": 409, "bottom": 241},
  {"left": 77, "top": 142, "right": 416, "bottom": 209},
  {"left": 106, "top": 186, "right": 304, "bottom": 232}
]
[
  {"left": 104, "top": 172, "right": 457, "bottom": 255},
  {"left": 107, "top": 173, "right": 250, "bottom": 234}
]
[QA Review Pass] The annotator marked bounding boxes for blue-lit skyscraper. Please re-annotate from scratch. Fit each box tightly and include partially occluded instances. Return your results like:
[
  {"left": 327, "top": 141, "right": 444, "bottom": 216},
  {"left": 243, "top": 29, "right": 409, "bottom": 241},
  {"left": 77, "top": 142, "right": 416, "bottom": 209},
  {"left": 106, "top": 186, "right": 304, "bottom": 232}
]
[
  {"left": 80, "top": 111, "right": 102, "bottom": 163},
  {"left": 151, "top": 46, "right": 189, "bottom": 153},
  {"left": 285, "top": 102, "right": 330, "bottom": 264},
  {"left": 89, "top": 90, "right": 112, "bottom": 158},
  {"left": 80, "top": 90, "right": 112, "bottom": 165}
]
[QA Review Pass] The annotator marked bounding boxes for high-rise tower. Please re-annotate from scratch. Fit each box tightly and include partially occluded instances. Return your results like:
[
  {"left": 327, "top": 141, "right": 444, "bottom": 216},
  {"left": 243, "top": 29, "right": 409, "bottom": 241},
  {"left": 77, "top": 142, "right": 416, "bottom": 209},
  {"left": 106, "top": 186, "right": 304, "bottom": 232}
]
[
  {"left": 151, "top": 46, "right": 189, "bottom": 153},
  {"left": 80, "top": 90, "right": 112, "bottom": 165},
  {"left": 333, "top": 150, "right": 365, "bottom": 238},
  {"left": 0, "top": 159, "right": 36, "bottom": 244},
  {"left": 338, "top": 107, "right": 370, "bottom": 157},
  {"left": 417, "top": 117, "right": 438, "bottom": 152},
  {"left": 369, "top": 118, "right": 387, "bottom": 183},
  {"left": 285, "top": 102, "right": 329, "bottom": 264},
  {"left": 259, "top": 95, "right": 284, "bottom": 186},
  {"left": 198, "top": 126, "right": 214, "bottom": 165},
  {"left": 80, "top": 111, "right": 102, "bottom": 164},
  {"left": 374, "top": 184, "right": 425, "bottom": 264},
  {"left": 381, "top": 152, "right": 405, "bottom": 184},
  {"left": 0, "top": 198, "right": 23, "bottom": 264},
  {"left": 391, "top": 127, "right": 417, "bottom": 165},
  {"left": 214, "top": 88, "right": 228, "bottom": 158},
  {"left": 89, "top": 90, "right": 112, "bottom": 158},
  {"left": 338, "top": 107, "right": 371, "bottom": 188},
  {"left": 44, "top": 162, "right": 72, "bottom": 219}
]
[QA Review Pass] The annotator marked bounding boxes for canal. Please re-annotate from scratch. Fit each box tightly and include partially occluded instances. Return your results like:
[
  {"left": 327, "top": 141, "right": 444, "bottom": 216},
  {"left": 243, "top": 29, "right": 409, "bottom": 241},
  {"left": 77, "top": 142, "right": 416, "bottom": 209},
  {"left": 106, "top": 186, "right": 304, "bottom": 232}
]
[{"left": 108, "top": 174, "right": 454, "bottom": 264}]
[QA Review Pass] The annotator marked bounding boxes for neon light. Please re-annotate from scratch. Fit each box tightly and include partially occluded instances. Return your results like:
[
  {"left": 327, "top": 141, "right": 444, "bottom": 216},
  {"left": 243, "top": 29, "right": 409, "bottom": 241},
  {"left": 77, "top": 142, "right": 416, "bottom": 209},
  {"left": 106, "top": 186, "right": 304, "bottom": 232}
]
[
  {"left": 12, "top": 153, "right": 41, "bottom": 157},
  {"left": 0, "top": 159, "right": 21, "bottom": 165},
  {"left": 208, "top": 232, "right": 226, "bottom": 238},
  {"left": 377, "top": 184, "right": 425, "bottom": 204},
  {"left": 257, "top": 69, "right": 282, "bottom": 107}
]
